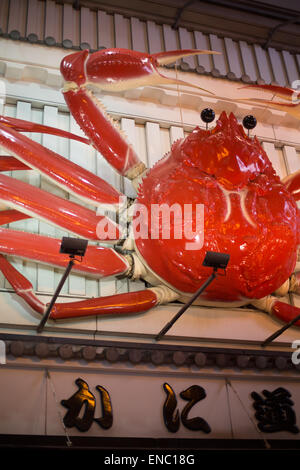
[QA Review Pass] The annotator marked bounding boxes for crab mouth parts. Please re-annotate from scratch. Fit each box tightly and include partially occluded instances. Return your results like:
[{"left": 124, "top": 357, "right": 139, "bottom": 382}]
[{"left": 219, "top": 185, "right": 257, "bottom": 227}]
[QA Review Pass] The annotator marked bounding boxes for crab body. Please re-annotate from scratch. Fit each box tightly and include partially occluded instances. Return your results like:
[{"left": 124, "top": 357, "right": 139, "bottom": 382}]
[
  {"left": 0, "top": 47, "right": 299, "bottom": 329},
  {"left": 135, "top": 112, "right": 298, "bottom": 304}
]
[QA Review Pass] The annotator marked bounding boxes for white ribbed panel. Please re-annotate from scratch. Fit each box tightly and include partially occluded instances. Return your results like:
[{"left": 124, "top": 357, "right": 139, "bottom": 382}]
[{"left": 0, "top": 2, "right": 298, "bottom": 86}]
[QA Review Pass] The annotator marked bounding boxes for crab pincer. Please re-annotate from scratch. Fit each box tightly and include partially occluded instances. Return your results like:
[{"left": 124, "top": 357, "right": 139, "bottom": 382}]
[{"left": 60, "top": 48, "right": 218, "bottom": 179}]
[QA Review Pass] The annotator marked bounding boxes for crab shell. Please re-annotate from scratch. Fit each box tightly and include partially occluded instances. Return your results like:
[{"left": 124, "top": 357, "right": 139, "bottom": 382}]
[{"left": 134, "top": 112, "right": 299, "bottom": 304}]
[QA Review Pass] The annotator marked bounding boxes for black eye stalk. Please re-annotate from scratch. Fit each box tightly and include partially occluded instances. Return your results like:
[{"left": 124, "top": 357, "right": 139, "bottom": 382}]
[
  {"left": 242, "top": 115, "right": 257, "bottom": 137},
  {"left": 201, "top": 108, "right": 215, "bottom": 130}
]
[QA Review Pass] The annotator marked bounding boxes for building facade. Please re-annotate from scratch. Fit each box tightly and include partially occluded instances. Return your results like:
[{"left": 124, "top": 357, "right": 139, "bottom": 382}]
[{"left": 0, "top": 0, "right": 300, "bottom": 450}]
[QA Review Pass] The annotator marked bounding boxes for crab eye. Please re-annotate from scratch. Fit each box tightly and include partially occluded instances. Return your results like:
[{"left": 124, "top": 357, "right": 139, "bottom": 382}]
[
  {"left": 200, "top": 108, "right": 215, "bottom": 129},
  {"left": 242, "top": 115, "right": 257, "bottom": 131}
]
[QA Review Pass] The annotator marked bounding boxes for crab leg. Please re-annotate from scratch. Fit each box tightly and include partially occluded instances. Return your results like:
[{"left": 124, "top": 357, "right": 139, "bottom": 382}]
[
  {"left": 252, "top": 297, "right": 300, "bottom": 327},
  {"left": 0, "top": 123, "right": 125, "bottom": 209},
  {"left": 0, "top": 173, "right": 121, "bottom": 241},
  {"left": 0, "top": 156, "right": 31, "bottom": 171},
  {"left": 0, "top": 249, "right": 157, "bottom": 319},
  {"left": 0, "top": 228, "right": 129, "bottom": 277},
  {"left": 283, "top": 170, "right": 300, "bottom": 201},
  {"left": 60, "top": 48, "right": 216, "bottom": 179},
  {"left": 0, "top": 115, "right": 89, "bottom": 145},
  {"left": 0, "top": 209, "right": 31, "bottom": 225},
  {"left": 0, "top": 254, "right": 45, "bottom": 314},
  {"left": 237, "top": 84, "right": 300, "bottom": 119},
  {"left": 240, "top": 84, "right": 300, "bottom": 102},
  {"left": 50, "top": 290, "right": 158, "bottom": 320}
]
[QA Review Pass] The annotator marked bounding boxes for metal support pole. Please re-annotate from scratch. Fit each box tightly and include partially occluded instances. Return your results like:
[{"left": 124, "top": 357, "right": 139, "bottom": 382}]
[
  {"left": 155, "top": 269, "right": 217, "bottom": 341},
  {"left": 261, "top": 312, "right": 300, "bottom": 347},
  {"left": 37, "top": 257, "right": 75, "bottom": 334}
]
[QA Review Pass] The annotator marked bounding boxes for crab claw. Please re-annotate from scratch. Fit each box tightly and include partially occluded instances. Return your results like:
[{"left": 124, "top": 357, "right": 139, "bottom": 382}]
[
  {"left": 61, "top": 48, "right": 218, "bottom": 178},
  {"left": 60, "top": 48, "right": 218, "bottom": 94}
]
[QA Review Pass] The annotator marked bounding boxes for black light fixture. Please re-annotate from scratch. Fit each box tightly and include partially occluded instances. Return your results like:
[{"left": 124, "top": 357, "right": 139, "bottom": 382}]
[
  {"left": 261, "top": 315, "right": 300, "bottom": 347},
  {"left": 200, "top": 108, "right": 215, "bottom": 130},
  {"left": 37, "top": 237, "right": 88, "bottom": 333},
  {"left": 242, "top": 115, "right": 257, "bottom": 137},
  {"left": 155, "top": 251, "right": 230, "bottom": 341}
]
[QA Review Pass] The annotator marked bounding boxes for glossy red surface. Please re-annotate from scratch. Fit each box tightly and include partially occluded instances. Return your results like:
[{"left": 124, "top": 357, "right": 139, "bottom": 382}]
[
  {"left": 50, "top": 290, "right": 158, "bottom": 319},
  {"left": 61, "top": 48, "right": 215, "bottom": 176},
  {"left": 0, "top": 174, "right": 120, "bottom": 240},
  {"left": 60, "top": 48, "right": 213, "bottom": 89},
  {"left": 0, "top": 228, "right": 127, "bottom": 276},
  {"left": 285, "top": 171, "right": 300, "bottom": 202},
  {"left": 272, "top": 301, "right": 300, "bottom": 327},
  {"left": 0, "top": 156, "right": 30, "bottom": 171},
  {"left": 0, "top": 254, "right": 45, "bottom": 313},
  {"left": 0, "top": 123, "right": 122, "bottom": 207},
  {"left": 63, "top": 88, "right": 140, "bottom": 176},
  {"left": 0, "top": 210, "right": 30, "bottom": 225},
  {"left": 0, "top": 115, "right": 89, "bottom": 144},
  {"left": 135, "top": 112, "right": 298, "bottom": 301}
]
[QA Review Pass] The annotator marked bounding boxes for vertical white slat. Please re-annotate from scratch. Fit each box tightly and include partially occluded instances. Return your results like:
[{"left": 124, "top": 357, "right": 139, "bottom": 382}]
[
  {"left": 120, "top": 118, "right": 138, "bottom": 199},
  {"left": 26, "top": 0, "right": 45, "bottom": 43},
  {"left": 162, "top": 24, "right": 178, "bottom": 58},
  {"left": 52, "top": 111, "right": 72, "bottom": 295},
  {"left": 24, "top": 107, "right": 45, "bottom": 291},
  {"left": 62, "top": 3, "right": 80, "bottom": 49},
  {"left": 131, "top": 17, "right": 147, "bottom": 53},
  {"left": 85, "top": 276, "right": 100, "bottom": 299},
  {"left": 146, "top": 122, "right": 162, "bottom": 167},
  {"left": 1, "top": 103, "right": 16, "bottom": 290},
  {"left": 44, "top": 0, "right": 62, "bottom": 46},
  {"left": 100, "top": 278, "right": 116, "bottom": 297},
  {"left": 253, "top": 44, "right": 272, "bottom": 84},
  {"left": 283, "top": 146, "right": 300, "bottom": 176},
  {"left": 262, "top": 142, "right": 287, "bottom": 180},
  {"left": 118, "top": 125, "right": 145, "bottom": 293},
  {"left": 209, "top": 34, "right": 227, "bottom": 77},
  {"left": 146, "top": 20, "right": 164, "bottom": 54},
  {"left": 224, "top": 37, "right": 242, "bottom": 80},
  {"left": 114, "top": 14, "right": 131, "bottom": 49},
  {"left": 0, "top": 96, "right": 4, "bottom": 288},
  {"left": 67, "top": 116, "right": 88, "bottom": 296},
  {"left": 239, "top": 41, "right": 257, "bottom": 82},
  {"left": 268, "top": 48, "right": 287, "bottom": 86},
  {"left": 11, "top": 102, "right": 38, "bottom": 233},
  {"left": 178, "top": 27, "right": 196, "bottom": 71},
  {"left": 160, "top": 127, "right": 171, "bottom": 157},
  {"left": 7, "top": 0, "right": 27, "bottom": 39},
  {"left": 97, "top": 10, "right": 115, "bottom": 49},
  {"left": 80, "top": 7, "right": 97, "bottom": 50},
  {"left": 193, "top": 31, "right": 212, "bottom": 73},
  {"left": 282, "top": 51, "right": 299, "bottom": 87},
  {"left": 116, "top": 277, "right": 129, "bottom": 295},
  {"left": 4, "top": 101, "right": 32, "bottom": 289},
  {"left": 170, "top": 126, "right": 184, "bottom": 144},
  {"left": 0, "top": 0, "right": 9, "bottom": 35},
  {"left": 296, "top": 55, "right": 300, "bottom": 74},
  {"left": 1, "top": 103, "right": 21, "bottom": 290},
  {"left": 37, "top": 106, "right": 61, "bottom": 293},
  {"left": 95, "top": 118, "right": 121, "bottom": 299}
]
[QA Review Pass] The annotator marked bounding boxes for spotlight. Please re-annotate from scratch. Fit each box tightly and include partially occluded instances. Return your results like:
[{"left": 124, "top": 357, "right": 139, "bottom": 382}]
[
  {"left": 60, "top": 237, "right": 88, "bottom": 257},
  {"left": 155, "top": 251, "right": 230, "bottom": 341},
  {"left": 202, "top": 251, "right": 230, "bottom": 270},
  {"left": 37, "top": 237, "right": 88, "bottom": 333}
]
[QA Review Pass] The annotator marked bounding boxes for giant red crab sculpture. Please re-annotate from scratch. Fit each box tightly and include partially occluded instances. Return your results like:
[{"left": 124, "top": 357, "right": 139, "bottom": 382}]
[{"left": 0, "top": 48, "right": 299, "bottom": 329}]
